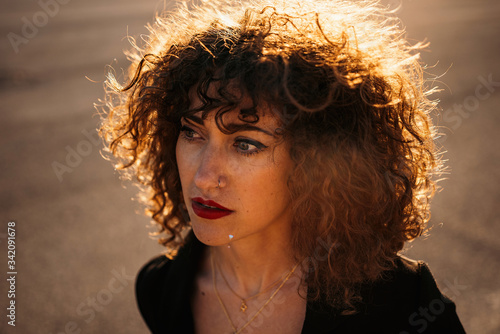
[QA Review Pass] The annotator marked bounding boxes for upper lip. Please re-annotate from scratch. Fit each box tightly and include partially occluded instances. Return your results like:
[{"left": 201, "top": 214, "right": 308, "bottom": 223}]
[{"left": 191, "top": 197, "right": 233, "bottom": 211}]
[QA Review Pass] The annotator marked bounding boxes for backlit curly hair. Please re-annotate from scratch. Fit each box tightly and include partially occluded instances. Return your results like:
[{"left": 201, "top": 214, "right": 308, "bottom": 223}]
[{"left": 99, "top": 0, "right": 441, "bottom": 310}]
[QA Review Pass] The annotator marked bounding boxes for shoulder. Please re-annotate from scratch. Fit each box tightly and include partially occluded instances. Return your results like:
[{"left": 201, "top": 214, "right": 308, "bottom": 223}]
[
  {"left": 136, "top": 254, "right": 173, "bottom": 293},
  {"left": 356, "top": 256, "right": 466, "bottom": 334},
  {"left": 136, "top": 253, "right": 172, "bottom": 300},
  {"left": 377, "top": 255, "right": 440, "bottom": 300},
  {"left": 135, "top": 234, "right": 204, "bottom": 333},
  {"left": 135, "top": 254, "right": 174, "bottom": 330},
  {"left": 306, "top": 256, "right": 466, "bottom": 334},
  {"left": 136, "top": 234, "right": 202, "bottom": 307}
]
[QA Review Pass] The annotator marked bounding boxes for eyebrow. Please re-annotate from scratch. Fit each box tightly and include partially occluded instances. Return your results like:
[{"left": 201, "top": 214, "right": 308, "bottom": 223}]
[{"left": 183, "top": 115, "right": 275, "bottom": 137}]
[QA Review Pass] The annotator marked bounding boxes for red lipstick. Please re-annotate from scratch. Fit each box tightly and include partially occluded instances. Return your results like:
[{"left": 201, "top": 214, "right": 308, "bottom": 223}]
[{"left": 191, "top": 197, "right": 234, "bottom": 220}]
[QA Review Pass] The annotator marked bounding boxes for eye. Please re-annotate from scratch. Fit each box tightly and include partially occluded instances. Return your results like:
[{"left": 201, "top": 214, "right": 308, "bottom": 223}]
[
  {"left": 236, "top": 141, "right": 251, "bottom": 151},
  {"left": 180, "top": 125, "right": 201, "bottom": 141},
  {"left": 234, "top": 138, "right": 268, "bottom": 156}
]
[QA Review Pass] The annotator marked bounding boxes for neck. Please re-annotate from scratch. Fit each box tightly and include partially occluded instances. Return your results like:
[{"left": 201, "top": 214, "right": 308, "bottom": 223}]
[{"left": 209, "top": 229, "right": 298, "bottom": 298}]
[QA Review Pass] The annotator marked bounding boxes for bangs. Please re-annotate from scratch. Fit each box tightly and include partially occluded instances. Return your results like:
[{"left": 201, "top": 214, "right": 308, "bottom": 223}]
[{"left": 180, "top": 71, "right": 284, "bottom": 135}]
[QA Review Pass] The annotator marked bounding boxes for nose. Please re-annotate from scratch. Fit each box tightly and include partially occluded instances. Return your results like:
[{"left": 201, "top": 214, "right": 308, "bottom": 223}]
[{"left": 193, "top": 141, "right": 227, "bottom": 191}]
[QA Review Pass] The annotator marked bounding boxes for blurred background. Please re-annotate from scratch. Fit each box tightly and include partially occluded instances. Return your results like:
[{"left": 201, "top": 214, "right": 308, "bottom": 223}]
[{"left": 0, "top": 0, "right": 498, "bottom": 333}]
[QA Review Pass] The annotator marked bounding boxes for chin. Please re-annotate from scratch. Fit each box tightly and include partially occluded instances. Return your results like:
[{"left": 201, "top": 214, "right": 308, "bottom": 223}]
[{"left": 190, "top": 221, "right": 231, "bottom": 247}]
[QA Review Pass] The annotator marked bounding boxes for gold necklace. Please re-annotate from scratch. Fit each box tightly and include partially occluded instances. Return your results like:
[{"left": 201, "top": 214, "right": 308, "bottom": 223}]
[
  {"left": 215, "top": 258, "right": 286, "bottom": 312},
  {"left": 211, "top": 249, "right": 299, "bottom": 334}
]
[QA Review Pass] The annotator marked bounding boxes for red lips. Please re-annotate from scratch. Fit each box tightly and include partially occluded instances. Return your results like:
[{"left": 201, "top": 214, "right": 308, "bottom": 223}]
[{"left": 191, "top": 197, "right": 234, "bottom": 220}]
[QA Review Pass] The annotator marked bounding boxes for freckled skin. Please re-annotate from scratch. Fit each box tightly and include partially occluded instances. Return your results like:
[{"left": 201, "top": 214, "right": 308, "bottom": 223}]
[
  {"left": 176, "top": 109, "right": 294, "bottom": 249},
  {"left": 180, "top": 108, "right": 307, "bottom": 334}
]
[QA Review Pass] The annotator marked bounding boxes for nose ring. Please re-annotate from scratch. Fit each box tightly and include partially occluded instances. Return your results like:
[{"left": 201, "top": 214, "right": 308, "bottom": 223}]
[{"left": 217, "top": 177, "right": 221, "bottom": 189}]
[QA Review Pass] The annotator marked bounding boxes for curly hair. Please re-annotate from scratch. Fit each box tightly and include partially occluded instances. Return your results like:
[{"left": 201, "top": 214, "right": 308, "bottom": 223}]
[{"left": 99, "top": 0, "right": 441, "bottom": 310}]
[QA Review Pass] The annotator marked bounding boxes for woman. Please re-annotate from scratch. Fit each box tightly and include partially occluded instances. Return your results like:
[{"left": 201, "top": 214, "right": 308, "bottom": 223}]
[{"left": 100, "top": 0, "right": 466, "bottom": 333}]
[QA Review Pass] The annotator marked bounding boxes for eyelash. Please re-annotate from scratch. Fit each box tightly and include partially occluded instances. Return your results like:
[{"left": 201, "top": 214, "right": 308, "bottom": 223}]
[{"left": 179, "top": 125, "right": 268, "bottom": 157}]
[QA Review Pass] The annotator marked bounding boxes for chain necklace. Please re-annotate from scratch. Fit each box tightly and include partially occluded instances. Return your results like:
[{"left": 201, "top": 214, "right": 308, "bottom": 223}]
[
  {"left": 211, "top": 249, "right": 299, "bottom": 334},
  {"left": 215, "top": 257, "right": 286, "bottom": 312}
]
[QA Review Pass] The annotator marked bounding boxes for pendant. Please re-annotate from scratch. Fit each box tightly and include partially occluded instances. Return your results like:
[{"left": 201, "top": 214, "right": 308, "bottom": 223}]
[{"left": 240, "top": 300, "right": 248, "bottom": 312}]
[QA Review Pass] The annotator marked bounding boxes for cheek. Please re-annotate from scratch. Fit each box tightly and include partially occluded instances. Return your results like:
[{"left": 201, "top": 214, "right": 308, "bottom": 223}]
[
  {"left": 175, "top": 141, "right": 182, "bottom": 166},
  {"left": 270, "top": 154, "right": 293, "bottom": 205},
  {"left": 243, "top": 162, "right": 291, "bottom": 210},
  {"left": 175, "top": 141, "right": 182, "bottom": 174},
  {"left": 176, "top": 141, "right": 191, "bottom": 185},
  {"left": 269, "top": 170, "right": 291, "bottom": 204}
]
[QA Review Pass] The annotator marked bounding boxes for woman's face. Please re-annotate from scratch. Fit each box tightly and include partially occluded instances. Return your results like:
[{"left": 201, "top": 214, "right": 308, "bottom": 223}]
[{"left": 176, "top": 104, "right": 294, "bottom": 247}]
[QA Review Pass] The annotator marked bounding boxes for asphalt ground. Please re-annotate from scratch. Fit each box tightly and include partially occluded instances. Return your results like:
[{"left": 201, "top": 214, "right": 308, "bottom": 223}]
[{"left": 1, "top": 0, "right": 499, "bottom": 333}]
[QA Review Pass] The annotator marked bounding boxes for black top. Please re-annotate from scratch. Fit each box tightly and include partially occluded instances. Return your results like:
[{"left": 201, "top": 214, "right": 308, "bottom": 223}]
[{"left": 136, "top": 234, "right": 466, "bottom": 334}]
